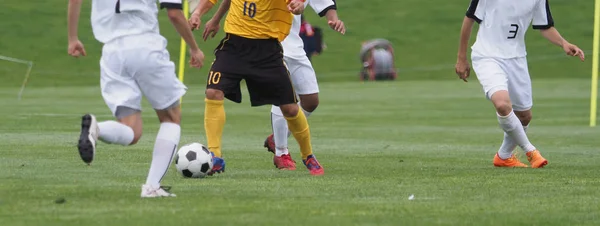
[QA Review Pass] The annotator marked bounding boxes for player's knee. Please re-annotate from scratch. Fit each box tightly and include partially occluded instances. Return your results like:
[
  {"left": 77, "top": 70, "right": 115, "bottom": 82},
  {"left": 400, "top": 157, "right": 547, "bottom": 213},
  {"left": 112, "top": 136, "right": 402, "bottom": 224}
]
[
  {"left": 205, "top": 89, "right": 225, "bottom": 100},
  {"left": 299, "top": 94, "right": 319, "bottom": 113},
  {"left": 515, "top": 111, "right": 532, "bottom": 125},
  {"left": 493, "top": 100, "right": 513, "bottom": 116},
  {"left": 490, "top": 91, "right": 512, "bottom": 116},
  {"left": 301, "top": 100, "right": 319, "bottom": 113},
  {"left": 279, "top": 104, "right": 299, "bottom": 117}
]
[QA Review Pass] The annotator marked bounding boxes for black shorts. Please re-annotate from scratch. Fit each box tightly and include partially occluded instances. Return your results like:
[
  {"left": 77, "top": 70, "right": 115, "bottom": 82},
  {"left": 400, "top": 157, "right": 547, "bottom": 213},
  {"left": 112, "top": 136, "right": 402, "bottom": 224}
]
[{"left": 207, "top": 33, "right": 297, "bottom": 106}]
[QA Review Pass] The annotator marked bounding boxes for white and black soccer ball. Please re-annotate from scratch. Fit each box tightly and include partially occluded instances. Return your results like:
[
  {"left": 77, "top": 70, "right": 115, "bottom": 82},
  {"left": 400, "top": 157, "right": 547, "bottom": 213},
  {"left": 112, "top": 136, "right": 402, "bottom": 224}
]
[{"left": 175, "top": 143, "right": 213, "bottom": 178}]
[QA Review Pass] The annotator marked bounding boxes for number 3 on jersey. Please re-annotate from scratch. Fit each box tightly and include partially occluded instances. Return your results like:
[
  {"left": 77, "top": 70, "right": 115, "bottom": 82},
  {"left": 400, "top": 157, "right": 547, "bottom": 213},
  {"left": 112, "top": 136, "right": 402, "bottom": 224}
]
[
  {"left": 243, "top": 1, "right": 257, "bottom": 18},
  {"left": 507, "top": 24, "right": 519, "bottom": 39}
]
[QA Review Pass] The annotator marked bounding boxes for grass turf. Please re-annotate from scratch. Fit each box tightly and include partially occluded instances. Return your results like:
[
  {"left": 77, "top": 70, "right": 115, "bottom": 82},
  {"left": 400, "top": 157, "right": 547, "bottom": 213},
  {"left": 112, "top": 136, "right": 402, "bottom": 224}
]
[
  {"left": 1, "top": 0, "right": 598, "bottom": 225},
  {"left": 1, "top": 78, "right": 599, "bottom": 225}
]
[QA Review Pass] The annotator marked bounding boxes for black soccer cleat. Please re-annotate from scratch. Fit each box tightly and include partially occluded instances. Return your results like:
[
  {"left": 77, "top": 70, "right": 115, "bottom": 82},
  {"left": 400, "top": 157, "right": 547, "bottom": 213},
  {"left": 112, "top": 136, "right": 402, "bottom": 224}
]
[{"left": 77, "top": 114, "right": 98, "bottom": 165}]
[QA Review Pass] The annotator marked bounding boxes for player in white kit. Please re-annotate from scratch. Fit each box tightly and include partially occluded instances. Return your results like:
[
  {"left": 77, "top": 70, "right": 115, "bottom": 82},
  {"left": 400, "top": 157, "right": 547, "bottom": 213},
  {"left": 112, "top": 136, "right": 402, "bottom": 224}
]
[
  {"left": 67, "top": 0, "right": 205, "bottom": 197},
  {"left": 264, "top": 0, "right": 344, "bottom": 170},
  {"left": 455, "top": 0, "right": 585, "bottom": 168},
  {"left": 188, "top": 0, "right": 345, "bottom": 170}
]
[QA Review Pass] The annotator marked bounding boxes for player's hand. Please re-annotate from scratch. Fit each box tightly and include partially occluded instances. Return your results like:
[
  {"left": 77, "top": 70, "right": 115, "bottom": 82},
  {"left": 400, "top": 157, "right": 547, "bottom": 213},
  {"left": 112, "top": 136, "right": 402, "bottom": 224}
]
[
  {"left": 327, "top": 20, "right": 345, "bottom": 35},
  {"left": 203, "top": 19, "right": 220, "bottom": 41},
  {"left": 68, "top": 40, "right": 87, "bottom": 58},
  {"left": 189, "top": 12, "right": 202, "bottom": 30},
  {"left": 455, "top": 59, "right": 470, "bottom": 82},
  {"left": 189, "top": 48, "right": 205, "bottom": 68},
  {"left": 288, "top": 0, "right": 305, "bottom": 15},
  {"left": 563, "top": 42, "right": 585, "bottom": 62}
]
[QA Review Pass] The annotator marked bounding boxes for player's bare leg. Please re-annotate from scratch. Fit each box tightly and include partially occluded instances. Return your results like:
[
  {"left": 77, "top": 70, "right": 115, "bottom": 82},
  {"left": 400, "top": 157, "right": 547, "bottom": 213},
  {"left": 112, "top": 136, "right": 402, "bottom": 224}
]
[
  {"left": 140, "top": 103, "right": 181, "bottom": 198},
  {"left": 204, "top": 88, "right": 226, "bottom": 175},
  {"left": 268, "top": 93, "right": 319, "bottom": 170},
  {"left": 491, "top": 91, "right": 546, "bottom": 168},
  {"left": 279, "top": 103, "right": 323, "bottom": 175}
]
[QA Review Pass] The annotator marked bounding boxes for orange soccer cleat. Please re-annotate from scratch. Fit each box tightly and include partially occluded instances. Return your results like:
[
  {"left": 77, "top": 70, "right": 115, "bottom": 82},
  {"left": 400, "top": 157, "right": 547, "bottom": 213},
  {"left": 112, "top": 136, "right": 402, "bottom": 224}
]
[
  {"left": 493, "top": 154, "right": 528, "bottom": 168},
  {"left": 526, "top": 150, "right": 548, "bottom": 168}
]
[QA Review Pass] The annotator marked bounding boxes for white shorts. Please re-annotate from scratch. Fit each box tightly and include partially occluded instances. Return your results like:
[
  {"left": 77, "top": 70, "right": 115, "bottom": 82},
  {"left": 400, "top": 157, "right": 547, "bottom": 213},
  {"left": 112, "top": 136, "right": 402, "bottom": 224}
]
[
  {"left": 472, "top": 56, "right": 532, "bottom": 111},
  {"left": 100, "top": 36, "right": 186, "bottom": 117},
  {"left": 284, "top": 55, "right": 319, "bottom": 95}
]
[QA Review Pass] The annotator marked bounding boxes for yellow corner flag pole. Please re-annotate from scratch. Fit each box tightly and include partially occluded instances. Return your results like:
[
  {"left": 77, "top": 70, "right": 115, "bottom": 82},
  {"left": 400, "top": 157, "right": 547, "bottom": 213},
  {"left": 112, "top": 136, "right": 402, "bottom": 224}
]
[
  {"left": 591, "top": 0, "right": 600, "bottom": 127},
  {"left": 178, "top": 0, "right": 190, "bottom": 105}
]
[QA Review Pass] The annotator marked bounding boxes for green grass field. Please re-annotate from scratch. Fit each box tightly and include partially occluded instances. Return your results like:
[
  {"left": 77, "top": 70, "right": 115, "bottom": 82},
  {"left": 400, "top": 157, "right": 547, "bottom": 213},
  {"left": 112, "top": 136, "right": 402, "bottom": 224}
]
[
  {"left": 1, "top": 79, "right": 600, "bottom": 225},
  {"left": 1, "top": 0, "right": 599, "bottom": 225}
]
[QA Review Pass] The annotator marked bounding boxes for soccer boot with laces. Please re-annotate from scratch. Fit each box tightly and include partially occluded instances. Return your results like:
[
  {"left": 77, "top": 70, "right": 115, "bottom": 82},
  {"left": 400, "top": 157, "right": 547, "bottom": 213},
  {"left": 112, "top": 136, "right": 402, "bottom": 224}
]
[
  {"left": 208, "top": 152, "right": 226, "bottom": 175},
  {"left": 263, "top": 134, "right": 276, "bottom": 154},
  {"left": 302, "top": 154, "right": 324, "bottom": 176},
  {"left": 141, "top": 184, "right": 176, "bottom": 198},
  {"left": 493, "top": 154, "right": 528, "bottom": 168},
  {"left": 77, "top": 114, "right": 99, "bottom": 165},
  {"left": 273, "top": 154, "right": 296, "bottom": 170},
  {"left": 526, "top": 150, "right": 548, "bottom": 168}
]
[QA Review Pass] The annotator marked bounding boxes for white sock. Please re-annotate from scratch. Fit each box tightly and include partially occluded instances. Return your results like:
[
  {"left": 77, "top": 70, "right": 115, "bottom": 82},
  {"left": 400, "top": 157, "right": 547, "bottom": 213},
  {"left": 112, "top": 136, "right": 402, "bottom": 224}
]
[
  {"left": 271, "top": 105, "right": 289, "bottom": 157},
  {"left": 145, "top": 122, "right": 180, "bottom": 188},
  {"left": 98, "top": 121, "right": 134, "bottom": 145},
  {"left": 497, "top": 112, "right": 536, "bottom": 153},
  {"left": 497, "top": 125, "right": 529, "bottom": 159}
]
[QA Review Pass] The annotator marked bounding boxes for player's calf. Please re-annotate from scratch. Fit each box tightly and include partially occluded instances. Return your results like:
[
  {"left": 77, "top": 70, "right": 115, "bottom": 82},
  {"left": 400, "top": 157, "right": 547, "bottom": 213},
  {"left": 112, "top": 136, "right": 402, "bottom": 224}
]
[{"left": 143, "top": 103, "right": 182, "bottom": 188}]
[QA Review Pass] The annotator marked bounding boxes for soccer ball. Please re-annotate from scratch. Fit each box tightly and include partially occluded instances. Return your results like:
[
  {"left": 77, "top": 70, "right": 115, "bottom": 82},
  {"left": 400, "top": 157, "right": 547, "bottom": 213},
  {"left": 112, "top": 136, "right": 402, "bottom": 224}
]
[{"left": 174, "top": 143, "right": 213, "bottom": 178}]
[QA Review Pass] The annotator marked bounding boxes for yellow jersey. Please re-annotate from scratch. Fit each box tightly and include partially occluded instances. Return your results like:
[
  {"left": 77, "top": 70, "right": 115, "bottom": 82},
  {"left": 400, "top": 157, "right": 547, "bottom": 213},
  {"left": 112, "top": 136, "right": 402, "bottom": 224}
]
[{"left": 218, "top": 0, "right": 295, "bottom": 42}]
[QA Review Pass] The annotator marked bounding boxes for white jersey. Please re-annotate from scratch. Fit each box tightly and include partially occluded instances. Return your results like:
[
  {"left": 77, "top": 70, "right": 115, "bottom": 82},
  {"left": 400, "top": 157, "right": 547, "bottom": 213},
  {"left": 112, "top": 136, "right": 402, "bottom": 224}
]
[
  {"left": 467, "top": 0, "right": 554, "bottom": 59},
  {"left": 91, "top": 0, "right": 182, "bottom": 44},
  {"left": 281, "top": 0, "right": 337, "bottom": 59}
]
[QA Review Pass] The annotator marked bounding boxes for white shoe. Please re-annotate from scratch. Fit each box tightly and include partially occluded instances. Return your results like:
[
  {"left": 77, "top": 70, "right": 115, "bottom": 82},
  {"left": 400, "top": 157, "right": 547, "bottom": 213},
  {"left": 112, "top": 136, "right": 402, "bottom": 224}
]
[
  {"left": 77, "top": 114, "right": 98, "bottom": 164},
  {"left": 141, "top": 184, "right": 176, "bottom": 198}
]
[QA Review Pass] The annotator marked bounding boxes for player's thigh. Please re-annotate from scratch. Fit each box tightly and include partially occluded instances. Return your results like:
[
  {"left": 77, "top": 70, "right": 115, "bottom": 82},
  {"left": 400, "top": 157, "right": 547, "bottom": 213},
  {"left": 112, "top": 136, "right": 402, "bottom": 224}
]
[
  {"left": 285, "top": 56, "right": 319, "bottom": 95},
  {"left": 504, "top": 58, "right": 533, "bottom": 111},
  {"left": 207, "top": 57, "right": 244, "bottom": 103},
  {"left": 100, "top": 51, "right": 143, "bottom": 117},
  {"left": 246, "top": 65, "right": 297, "bottom": 107},
  {"left": 132, "top": 49, "right": 187, "bottom": 111},
  {"left": 472, "top": 57, "right": 509, "bottom": 100}
]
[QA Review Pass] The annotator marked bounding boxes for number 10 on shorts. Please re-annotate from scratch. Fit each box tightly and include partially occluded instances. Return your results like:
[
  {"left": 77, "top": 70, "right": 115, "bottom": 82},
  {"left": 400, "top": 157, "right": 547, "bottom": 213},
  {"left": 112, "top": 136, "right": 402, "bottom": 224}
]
[{"left": 208, "top": 71, "right": 221, "bottom": 85}]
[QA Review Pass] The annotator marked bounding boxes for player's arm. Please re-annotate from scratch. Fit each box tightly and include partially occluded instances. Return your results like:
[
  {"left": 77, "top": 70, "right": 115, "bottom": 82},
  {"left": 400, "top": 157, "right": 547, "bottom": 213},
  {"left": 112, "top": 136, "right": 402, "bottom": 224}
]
[
  {"left": 539, "top": 28, "right": 584, "bottom": 61},
  {"left": 532, "top": 0, "right": 584, "bottom": 61},
  {"left": 455, "top": 16, "right": 475, "bottom": 82},
  {"left": 203, "top": 0, "right": 231, "bottom": 41},
  {"left": 456, "top": 0, "right": 484, "bottom": 82},
  {"left": 211, "top": 0, "right": 230, "bottom": 22},
  {"left": 189, "top": 0, "right": 217, "bottom": 30},
  {"left": 162, "top": 0, "right": 205, "bottom": 68},
  {"left": 310, "top": 0, "right": 345, "bottom": 34},
  {"left": 67, "top": 0, "right": 86, "bottom": 57}
]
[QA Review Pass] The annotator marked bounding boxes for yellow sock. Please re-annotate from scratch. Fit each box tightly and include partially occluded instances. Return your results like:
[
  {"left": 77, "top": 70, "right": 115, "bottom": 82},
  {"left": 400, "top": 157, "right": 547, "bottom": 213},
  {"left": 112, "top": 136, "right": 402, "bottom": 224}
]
[
  {"left": 204, "top": 98, "right": 226, "bottom": 157},
  {"left": 285, "top": 110, "right": 313, "bottom": 159}
]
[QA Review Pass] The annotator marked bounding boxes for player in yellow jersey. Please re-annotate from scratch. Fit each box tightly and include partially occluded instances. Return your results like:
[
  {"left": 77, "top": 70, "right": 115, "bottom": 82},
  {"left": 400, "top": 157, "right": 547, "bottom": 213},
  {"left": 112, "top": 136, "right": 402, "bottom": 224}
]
[{"left": 199, "top": 0, "right": 324, "bottom": 176}]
